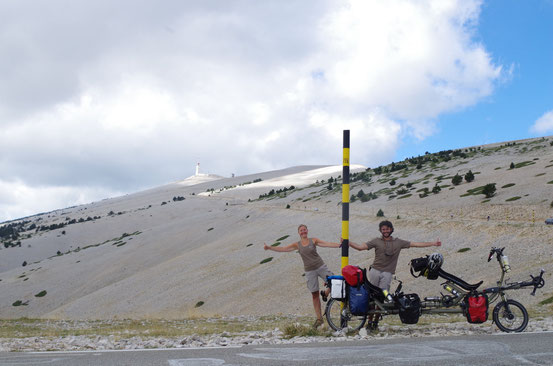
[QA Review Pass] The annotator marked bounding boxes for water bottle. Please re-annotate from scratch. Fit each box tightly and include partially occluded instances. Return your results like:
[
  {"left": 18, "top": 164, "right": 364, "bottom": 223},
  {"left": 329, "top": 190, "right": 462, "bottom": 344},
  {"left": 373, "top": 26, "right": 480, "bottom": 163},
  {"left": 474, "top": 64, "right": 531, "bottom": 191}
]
[
  {"left": 500, "top": 255, "right": 511, "bottom": 273},
  {"left": 443, "top": 284, "right": 459, "bottom": 297}
]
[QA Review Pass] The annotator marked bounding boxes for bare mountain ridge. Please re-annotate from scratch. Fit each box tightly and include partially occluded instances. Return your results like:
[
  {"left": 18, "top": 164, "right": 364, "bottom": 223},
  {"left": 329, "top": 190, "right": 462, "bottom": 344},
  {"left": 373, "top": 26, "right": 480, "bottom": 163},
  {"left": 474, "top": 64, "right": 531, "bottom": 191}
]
[{"left": 0, "top": 137, "right": 552, "bottom": 319}]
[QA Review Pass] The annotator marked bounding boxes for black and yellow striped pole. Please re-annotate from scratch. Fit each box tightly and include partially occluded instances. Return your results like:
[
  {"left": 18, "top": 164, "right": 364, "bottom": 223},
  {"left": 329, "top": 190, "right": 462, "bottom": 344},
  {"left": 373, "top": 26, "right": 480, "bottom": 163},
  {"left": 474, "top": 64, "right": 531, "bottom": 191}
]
[{"left": 341, "top": 130, "right": 350, "bottom": 270}]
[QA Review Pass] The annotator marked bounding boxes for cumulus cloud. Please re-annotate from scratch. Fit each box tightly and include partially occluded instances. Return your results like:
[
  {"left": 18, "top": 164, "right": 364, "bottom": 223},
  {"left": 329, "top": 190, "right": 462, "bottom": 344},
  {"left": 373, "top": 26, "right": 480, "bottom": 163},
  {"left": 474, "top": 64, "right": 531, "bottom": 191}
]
[
  {"left": 530, "top": 110, "right": 553, "bottom": 134},
  {"left": 0, "top": 179, "right": 121, "bottom": 223},
  {"left": 0, "top": 0, "right": 503, "bottom": 221}
]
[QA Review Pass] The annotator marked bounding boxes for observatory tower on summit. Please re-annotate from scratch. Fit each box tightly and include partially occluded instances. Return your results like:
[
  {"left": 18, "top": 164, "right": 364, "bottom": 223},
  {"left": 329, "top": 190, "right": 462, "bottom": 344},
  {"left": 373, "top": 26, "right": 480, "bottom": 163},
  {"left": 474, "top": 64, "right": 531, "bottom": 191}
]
[{"left": 195, "top": 162, "right": 209, "bottom": 177}]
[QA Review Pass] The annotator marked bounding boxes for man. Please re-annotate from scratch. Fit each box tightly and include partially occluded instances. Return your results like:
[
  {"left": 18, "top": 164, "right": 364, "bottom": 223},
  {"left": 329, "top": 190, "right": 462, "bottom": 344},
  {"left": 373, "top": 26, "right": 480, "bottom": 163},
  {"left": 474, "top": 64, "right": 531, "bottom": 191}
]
[{"left": 349, "top": 220, "right": 441, "bottom": 330}]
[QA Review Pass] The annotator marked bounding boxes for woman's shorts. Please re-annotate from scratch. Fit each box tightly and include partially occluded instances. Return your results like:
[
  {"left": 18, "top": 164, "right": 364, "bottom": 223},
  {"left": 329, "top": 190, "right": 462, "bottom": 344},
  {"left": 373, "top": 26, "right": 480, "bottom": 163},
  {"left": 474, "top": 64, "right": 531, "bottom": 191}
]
[{"left": 305, "top": 264, "right": 333, "bottom": 293}]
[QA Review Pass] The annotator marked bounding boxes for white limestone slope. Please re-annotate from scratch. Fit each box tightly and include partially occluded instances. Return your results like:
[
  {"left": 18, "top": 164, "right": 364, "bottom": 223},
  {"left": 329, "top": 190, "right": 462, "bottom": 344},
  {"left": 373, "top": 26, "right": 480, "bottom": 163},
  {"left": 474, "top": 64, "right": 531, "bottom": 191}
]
[{"left": 1, "top": 138, "right": 552, "bottom": 320}]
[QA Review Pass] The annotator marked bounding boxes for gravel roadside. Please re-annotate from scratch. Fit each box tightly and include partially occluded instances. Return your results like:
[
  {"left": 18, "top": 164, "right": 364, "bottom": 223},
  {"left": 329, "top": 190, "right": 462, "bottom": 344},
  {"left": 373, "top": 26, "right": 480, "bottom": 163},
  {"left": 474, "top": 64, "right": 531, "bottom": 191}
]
[{"left": 1, "top": 317, "right": 552, "bottom": 352}]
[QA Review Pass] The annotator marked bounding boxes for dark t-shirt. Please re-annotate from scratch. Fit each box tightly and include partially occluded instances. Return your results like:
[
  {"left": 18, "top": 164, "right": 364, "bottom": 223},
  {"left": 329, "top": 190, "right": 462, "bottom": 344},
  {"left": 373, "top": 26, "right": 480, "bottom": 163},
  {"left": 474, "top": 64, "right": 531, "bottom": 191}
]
[{"left": 364, "top": 236, "right": 411, "bottom": 273}]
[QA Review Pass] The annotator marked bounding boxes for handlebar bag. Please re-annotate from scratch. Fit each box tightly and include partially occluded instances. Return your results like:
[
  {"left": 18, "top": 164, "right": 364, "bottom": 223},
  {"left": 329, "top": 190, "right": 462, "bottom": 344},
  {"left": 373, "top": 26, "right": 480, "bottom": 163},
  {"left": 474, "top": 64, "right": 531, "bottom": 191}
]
[
  {"left": 342, "top": 265, "right": 364, "bottom": 286},
  {"left": 348, "top": 283, "right": 370, "bottom": 316},
  {"left": 397, "top": 293, "right": 421, "bottom": 324},
  {"left": 410, "top": 257, "right": 428, "bottom": 274},
  {"left": 424, "top": 267, "right": 440, "bottom": 280},
  {"left": 464, "top": 293, "right": 489, "bottom": 323},
  {"left": 328, "top": 275, "right": 346, "bottom": 300},
  {"left": 410, "top": 256, "right": 440, "bottom": 280}
]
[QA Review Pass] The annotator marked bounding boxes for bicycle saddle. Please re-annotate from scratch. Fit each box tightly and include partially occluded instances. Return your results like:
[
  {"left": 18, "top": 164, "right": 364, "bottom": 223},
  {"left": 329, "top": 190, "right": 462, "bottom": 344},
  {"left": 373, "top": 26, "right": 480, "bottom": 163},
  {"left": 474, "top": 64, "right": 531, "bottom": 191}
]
[{"left": 438, "top": 268, "right": 483, "bottom": 291}]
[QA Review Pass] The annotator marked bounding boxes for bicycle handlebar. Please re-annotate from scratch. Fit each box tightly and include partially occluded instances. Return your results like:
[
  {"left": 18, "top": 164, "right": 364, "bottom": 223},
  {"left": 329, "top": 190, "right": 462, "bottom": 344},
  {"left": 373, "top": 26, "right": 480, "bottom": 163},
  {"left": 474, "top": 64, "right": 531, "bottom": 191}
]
[
  {"left": 488, "top": 246, "right": 505, "bottom": 262},
  {"left": 530, "top": 269, "right": 545, "bottom": 296}
]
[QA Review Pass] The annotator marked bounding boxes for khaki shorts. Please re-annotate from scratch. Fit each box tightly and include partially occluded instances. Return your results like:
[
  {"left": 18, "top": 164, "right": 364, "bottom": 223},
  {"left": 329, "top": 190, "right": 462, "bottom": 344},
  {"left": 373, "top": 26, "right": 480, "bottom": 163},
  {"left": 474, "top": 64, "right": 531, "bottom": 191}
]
[
  {"left": 305, "top": 264, "right": 333, "bottom": 293},
  {"left": 368, "top": 267, "right": 393, "bottom": 291}
]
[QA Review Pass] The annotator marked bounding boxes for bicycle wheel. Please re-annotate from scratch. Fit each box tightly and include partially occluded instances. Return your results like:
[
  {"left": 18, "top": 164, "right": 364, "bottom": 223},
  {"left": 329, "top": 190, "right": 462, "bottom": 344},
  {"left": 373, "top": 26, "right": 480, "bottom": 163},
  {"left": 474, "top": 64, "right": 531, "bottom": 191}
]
[
  {"left": 492, "top": 299, "right": 529, "bottom": 333},
  {"left": 325, "top": 298, "right": 367, "bottom": 331}
]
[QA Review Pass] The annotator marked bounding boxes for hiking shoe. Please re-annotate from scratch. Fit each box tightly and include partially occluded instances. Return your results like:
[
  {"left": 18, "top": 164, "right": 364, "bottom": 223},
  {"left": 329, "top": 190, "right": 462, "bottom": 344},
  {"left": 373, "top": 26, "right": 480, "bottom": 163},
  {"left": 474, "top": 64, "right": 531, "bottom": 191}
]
[
  {"left": 313, "top": 318, "right": 324, "bottom": 329},
  {"left": 320, "top": 290, "right": 328, "bottom": 302},
  {"left": 366, "top": 321, "right": 379, "bottom": 332},
  {"left": 370, "top": 322, "right": 379, "bottom": 332}
]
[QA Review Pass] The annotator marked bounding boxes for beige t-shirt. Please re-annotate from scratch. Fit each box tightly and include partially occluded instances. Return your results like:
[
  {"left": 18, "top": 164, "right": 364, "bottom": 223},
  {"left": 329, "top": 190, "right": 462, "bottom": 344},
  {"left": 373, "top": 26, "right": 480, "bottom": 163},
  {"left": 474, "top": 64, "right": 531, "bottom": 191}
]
[
  {"left": 297, "top": 238, "right": 325, "bottom": 271},
  {"left": 365, "top": 237, "right": 411, "bottom": 273}
]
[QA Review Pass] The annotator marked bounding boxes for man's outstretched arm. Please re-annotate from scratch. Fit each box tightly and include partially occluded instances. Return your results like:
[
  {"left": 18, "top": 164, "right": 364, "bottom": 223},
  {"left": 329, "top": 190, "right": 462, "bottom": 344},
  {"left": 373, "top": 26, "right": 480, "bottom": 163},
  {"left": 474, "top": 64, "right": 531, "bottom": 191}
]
[
  {"left": 348, "top": 240, "right": 367, "bottom": 251},
  {"left": 410, "top": 239, "right": 441, "bottom": 248}
]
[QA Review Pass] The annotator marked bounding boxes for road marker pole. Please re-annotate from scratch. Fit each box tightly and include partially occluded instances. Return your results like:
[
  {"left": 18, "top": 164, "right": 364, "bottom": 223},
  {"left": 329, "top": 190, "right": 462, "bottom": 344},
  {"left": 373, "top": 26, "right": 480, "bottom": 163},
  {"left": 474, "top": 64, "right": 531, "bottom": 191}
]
[{"left": 342, "top": 130, "right": 350, "bottom": 270}]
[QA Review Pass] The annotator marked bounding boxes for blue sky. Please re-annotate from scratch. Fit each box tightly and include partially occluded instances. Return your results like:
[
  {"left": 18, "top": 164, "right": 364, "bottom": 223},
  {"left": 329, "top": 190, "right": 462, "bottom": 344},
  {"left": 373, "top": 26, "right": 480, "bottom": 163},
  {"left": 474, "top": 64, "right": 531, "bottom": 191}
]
[
  {"left": 1, "top": 0, "right": 552, "bottom": 222},
  {"left": 396, "top": 0, "right": 553, "bottom": 160}
]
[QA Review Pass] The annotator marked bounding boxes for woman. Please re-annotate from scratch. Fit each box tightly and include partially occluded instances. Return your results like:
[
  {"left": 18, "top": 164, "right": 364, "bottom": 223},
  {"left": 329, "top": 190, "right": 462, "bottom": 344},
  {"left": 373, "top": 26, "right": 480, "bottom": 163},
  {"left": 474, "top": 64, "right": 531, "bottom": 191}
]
[{"left": 264, "top": 224, "right": 340, "bottom": 328}]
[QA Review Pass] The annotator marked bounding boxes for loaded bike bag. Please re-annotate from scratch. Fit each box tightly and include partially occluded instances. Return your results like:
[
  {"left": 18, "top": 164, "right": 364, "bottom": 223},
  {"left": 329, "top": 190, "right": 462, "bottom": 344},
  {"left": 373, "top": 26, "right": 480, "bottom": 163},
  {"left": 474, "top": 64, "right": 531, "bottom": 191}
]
[
  {"left": 361, "top": 267, "right": 386, "bottom": 302},
  {"left": 342, "top": 265, "right": 364, "bottom": 286},
  {"left": 464, "top": 292, "right": 489, "bottom": 323},
  {"left": 348, "top": 283, "right": 370, "bottom": 316},
  {"left": 327, "top": 275, "right": 346, "bottom": 300},
  {"left": 424, "top": 267, "right": 440, "bottom": 280},
  {"left": 410, "top": 257, "right": 428, "bottom": 273},
  {"left": 396, "top": 293, "right": 422, "bottom": 324},
  {"left": 410, "top": 257, "right": 429, "bottom": 278},
  {"left": 409, "top": 256, "right": 439, "bottom": 280}
]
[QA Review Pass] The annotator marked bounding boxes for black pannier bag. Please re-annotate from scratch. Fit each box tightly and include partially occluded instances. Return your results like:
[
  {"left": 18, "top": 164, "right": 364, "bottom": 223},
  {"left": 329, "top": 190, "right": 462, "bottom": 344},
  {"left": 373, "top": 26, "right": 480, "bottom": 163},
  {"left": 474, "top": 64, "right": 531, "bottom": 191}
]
[
  {"left": 410, "top": 257, "right": 428, "bottom": 276},
  {"left": 360, "top": 267, "right": 386, "bottom": 302},
  {"left": 425, "top": 267, "right": 440, "bottom": 280},
  {"left": 396, "top": 293, "right": 422, "bottom": 324},
  {"left": 409, "top": 256, "right": 439, "bottom": 280}
]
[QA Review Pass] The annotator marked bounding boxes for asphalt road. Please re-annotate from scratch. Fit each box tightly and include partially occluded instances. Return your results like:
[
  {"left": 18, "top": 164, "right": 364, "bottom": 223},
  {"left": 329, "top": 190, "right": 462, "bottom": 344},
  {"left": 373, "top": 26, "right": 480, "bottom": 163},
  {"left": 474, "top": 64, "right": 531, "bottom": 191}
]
[{"left": 1, "top": 331, "right": 552, "bottom": 366}]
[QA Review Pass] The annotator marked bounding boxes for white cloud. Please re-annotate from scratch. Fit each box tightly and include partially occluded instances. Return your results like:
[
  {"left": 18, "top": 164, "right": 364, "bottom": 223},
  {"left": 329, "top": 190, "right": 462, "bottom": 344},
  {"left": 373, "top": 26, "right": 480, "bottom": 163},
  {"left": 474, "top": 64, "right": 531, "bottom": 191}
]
[
  {"left": 0, "top": 0, "right": 503, "bottom": 221},
  {"left": 530, "top": 110, "right": 553, "bottom": 134},
  {"left": 0, "top": 179, "right": 121, "bottom": 222}
]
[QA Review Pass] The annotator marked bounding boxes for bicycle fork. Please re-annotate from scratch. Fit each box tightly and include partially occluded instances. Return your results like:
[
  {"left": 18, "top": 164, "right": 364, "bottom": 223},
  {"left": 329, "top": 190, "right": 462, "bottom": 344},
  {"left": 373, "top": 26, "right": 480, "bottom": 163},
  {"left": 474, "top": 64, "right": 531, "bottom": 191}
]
[{"left": 492, "top": 292, "right": 509, "bottom": 324}]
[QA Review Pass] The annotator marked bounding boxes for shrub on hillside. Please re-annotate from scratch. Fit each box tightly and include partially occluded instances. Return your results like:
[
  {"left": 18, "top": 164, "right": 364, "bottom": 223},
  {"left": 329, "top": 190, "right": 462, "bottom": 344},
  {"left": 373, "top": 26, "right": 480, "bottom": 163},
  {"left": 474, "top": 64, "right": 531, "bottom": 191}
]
[
  {"left": 482, "top": 183, "right": 496, "bottom": 198},
  {"left": 464, "top": 170, "right": 475, "bottom": 182},
  {"left": 376, "top": 209, "right": 385, "bottom": 217},
  {"left": 451, "top": 174, "right": 462, "bottom": 185}
]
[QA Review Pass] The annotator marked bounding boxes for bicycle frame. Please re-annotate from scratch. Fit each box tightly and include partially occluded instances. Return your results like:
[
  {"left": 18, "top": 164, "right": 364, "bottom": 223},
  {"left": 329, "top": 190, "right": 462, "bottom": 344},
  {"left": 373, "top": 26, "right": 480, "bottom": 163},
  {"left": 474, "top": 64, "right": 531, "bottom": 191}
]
[
  {"left": 325, "top": 249, "right": 544, "bottom": 332},
  {"left": 482, "top": 247, "right": 545, "bottom": 304},
  {"left": 416, "top": 247, "right": 545, "bottom": 332}
]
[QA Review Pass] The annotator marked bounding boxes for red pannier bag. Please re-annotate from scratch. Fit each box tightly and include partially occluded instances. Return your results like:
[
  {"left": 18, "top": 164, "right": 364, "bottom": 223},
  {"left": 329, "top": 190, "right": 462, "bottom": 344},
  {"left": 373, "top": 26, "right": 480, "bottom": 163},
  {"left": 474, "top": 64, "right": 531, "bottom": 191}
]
[
  {"left": 342, "top": 265, "right": 364, "bottom": 286},
  {"left": 465, "top": 293, "right": 489, "bottom": 323}
]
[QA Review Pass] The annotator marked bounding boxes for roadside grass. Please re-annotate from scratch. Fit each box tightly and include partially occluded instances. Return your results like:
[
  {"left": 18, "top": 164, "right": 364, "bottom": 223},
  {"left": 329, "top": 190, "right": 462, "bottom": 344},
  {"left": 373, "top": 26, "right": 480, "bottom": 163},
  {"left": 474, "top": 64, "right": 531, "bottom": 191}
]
[
  {"left": 0, "top": 316, "right": 317, "bottom": 339},
  {"left": 539, "top": 295, "right": 553, "bottom": 306},
  {"left": 1, "top": 307, "right": 552, "bottom": 340}
]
